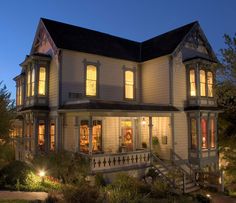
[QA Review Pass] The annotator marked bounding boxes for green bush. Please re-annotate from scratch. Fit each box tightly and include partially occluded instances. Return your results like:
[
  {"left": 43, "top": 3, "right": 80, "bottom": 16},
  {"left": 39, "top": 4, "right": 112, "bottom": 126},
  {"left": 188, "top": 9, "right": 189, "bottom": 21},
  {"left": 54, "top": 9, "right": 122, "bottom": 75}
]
[
  {"left": 0, "top": 143, "right": 15, "bottom": 168},
  {"left": 95, "top": 173, "right": 106, "bottom": 187},
  {"left": 62, "top": 184, "right": 100, "bottom": 203},
  {"left": 150, "top": 178, "right": 169, "bottom": 198},
  {"left": 0, "top": 160, "right": 33, "bottom": 188},
  {"left": 32, "top": 151, "right": 89, "bottom": 184}
]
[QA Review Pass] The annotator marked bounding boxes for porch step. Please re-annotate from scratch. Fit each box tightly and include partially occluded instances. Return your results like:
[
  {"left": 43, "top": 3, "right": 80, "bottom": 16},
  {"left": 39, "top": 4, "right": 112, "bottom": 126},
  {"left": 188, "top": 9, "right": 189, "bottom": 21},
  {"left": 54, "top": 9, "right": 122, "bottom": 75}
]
[{"left": 184, "top": 185, "right": 200, "bottom": 193}]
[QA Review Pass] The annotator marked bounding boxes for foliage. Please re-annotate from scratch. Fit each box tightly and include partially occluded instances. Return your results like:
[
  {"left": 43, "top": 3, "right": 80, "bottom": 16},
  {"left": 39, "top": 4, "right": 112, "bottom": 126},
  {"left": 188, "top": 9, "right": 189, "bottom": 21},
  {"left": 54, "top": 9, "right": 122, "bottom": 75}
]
[
  {"left": 32, "top": 151, "right": 90, "bottom": 184},
  {"left": 216, "top": 33, "right": 236, "bottom": 187},
  {"left": 0, "top": 142, "right": 15, "bottom": 168},
  {"left": 0, "top": 82, "right": 15, "bottom": 142},
  {"left": 150, "top": 178, "right": 169, "bottom": 198},
  {"left": 62, "top": 183, "right": 100, "bottom": 203},
  {"left": 0, "top": 160, "right": 33, "bottom": 188},
  {"left": 152, "top": 137, "right": 159, "bottom": 145},
  {"left": 95, "top": 173, "right": 106, "bottom": 187}
]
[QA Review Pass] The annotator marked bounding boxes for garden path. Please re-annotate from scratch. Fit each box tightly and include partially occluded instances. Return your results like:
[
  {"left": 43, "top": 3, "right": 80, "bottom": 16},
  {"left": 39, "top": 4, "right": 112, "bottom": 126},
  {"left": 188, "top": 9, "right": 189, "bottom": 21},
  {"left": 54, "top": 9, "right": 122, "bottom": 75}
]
[{"left": 0, "top": 191, "right": 48, "bottom": 201}]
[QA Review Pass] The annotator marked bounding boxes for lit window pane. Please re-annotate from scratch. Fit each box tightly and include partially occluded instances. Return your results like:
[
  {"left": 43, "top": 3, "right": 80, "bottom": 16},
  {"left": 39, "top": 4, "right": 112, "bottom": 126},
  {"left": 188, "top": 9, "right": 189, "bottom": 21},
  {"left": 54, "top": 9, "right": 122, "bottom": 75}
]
[
  {"left": 125, "top": 71, "right": 134, "bottom": 99},
  {"left": 210, "top": 118, "right": 215, "bottom": 148},
  {"left": 31, "top": 69, "right": 35, "bottom": 96},
  {"left": 50, "top": 124, "right": 55, "bottom": 151},
  {"left": 201, "top": 118, "right": 207, "bottom": 149},
  {"left": 86, "top": 65, "right": 97, "bottom": 96},
  {"left": 207, "top": 72, "right": 213, "bottom": 97},
  {"left": 38, "top": 67, "right": 46, "bottom": 95},
  {"left": 27, "top": 71, "right": 31, "bottom": 97},
  {"left": 38, "top": 124, "right": 45, "bottom": 151},
  {"left": 200, "top": 70, "right": 206, "bottom": 96},
  {"left": 190, "top": 70, "right": 196, "bottom": 96}
]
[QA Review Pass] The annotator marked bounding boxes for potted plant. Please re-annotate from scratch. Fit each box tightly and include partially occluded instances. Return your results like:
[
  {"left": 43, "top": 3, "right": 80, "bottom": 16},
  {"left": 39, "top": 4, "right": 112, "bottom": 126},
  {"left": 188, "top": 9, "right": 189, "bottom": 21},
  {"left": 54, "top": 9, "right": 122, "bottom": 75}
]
[
  {"left": 142, "top": 142, "right": 147, "bottom": 149},
  {"left": 119, "top": 143, "right": 127, "bottom": 153}
]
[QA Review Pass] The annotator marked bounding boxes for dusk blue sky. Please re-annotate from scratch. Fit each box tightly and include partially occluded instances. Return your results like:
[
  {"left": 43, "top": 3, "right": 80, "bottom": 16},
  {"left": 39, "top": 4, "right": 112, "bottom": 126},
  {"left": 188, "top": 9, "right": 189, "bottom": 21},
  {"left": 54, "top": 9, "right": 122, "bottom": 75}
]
[{"left": 0, "top": 0, "right": 235, "bottom": 99}]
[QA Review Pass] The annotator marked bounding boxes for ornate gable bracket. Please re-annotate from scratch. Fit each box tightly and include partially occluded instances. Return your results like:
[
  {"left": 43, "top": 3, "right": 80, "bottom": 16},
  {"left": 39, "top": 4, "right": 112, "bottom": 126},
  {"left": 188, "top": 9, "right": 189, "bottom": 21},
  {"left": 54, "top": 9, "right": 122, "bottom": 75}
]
[
  {"left": 30, "top": 20, "right": 59, "bottom": 56},
  {"left": 172, "top": 23, "right": 218, "bottom": 63}
]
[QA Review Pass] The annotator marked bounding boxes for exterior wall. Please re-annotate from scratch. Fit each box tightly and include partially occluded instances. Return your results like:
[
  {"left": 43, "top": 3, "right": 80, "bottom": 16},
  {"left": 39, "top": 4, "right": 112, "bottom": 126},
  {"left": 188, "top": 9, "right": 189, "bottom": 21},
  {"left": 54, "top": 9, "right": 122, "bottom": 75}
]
[
  {"left": 49, "top": 56, "right": 59, "bottom": 107},
  {"left": 141, "top": 56, "right": 170, "bottom": 104},
  {"left": 173, "top": 52, "right": 187, "bottom": 107},
  {"left": 174, "top": 112, "right": 188, "bottom": 160},
  {"left": 61, "top": 50, "right": 139, "bottom": 104}
]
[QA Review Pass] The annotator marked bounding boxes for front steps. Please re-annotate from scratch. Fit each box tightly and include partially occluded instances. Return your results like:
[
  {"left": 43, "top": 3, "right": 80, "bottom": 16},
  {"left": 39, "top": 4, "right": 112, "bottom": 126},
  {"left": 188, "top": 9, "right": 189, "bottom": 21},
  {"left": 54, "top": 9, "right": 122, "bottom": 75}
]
[{"left": 151, "top": 154, "right": 200, "bottom": 194}]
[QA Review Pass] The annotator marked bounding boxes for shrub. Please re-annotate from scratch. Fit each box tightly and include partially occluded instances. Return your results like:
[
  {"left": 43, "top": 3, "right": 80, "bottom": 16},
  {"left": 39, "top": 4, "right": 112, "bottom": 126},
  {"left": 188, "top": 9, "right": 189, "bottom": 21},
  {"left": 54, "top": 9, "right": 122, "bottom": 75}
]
[
  {"left": 0, "top": 143, "right": 15, "bottom": 168},
  {"left": 0, "top": 160, "right": 33, "bottom": 188},
  {"left": 150, "top": 178, "right": 169, "bottom": 198},
  {"left": 32, "top": 151, "right": 90, "bottom": 184},
  {"left": 95, "top": 173, "right": 106, "bottom": 187},
  {"left": 62, "top": 184, "right": 100, "bottom": 203}
]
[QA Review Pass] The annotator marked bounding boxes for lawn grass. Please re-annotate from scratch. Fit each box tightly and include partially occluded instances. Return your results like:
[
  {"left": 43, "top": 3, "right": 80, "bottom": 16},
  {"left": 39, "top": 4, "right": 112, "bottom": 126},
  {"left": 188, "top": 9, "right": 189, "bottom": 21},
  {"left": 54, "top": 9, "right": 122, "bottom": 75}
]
[{"left": 0, "top": 200, "right": 29, "bottom": 203}]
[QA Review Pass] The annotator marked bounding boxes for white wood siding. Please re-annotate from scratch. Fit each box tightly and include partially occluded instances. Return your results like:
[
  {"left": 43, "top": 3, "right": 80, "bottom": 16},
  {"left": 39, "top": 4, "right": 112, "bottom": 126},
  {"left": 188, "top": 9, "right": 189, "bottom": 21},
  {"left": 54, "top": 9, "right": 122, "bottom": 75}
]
[
  {"left": 61, "top": 50, "right": 139, "bottom": 104},
  {"left": 174, "top": 112, "right": 188, "bottom": 160},
  {"left": 173, "top": 52, "right": 187, "bottom": 107},
  {"left": 142, "top": 56, "right": 170, "bottom": 104}
]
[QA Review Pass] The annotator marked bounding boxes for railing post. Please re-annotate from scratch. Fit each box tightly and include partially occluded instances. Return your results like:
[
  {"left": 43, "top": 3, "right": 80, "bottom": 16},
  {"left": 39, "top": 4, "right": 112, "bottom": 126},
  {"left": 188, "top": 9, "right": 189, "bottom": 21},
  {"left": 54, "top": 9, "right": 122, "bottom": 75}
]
[
  {"left": 183, "top": 173, "right": 186, "bottom": 193},
  {"left": 148, "top": 117, "right": 153, "bottom": 151}
]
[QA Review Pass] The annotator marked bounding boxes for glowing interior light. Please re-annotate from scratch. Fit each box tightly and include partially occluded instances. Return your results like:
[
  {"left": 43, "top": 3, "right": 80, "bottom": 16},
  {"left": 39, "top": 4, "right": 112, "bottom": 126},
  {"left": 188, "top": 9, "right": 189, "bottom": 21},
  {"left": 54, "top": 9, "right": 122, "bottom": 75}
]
[{"left": 39, "top": 170, "right": 46, "bottom": 177}]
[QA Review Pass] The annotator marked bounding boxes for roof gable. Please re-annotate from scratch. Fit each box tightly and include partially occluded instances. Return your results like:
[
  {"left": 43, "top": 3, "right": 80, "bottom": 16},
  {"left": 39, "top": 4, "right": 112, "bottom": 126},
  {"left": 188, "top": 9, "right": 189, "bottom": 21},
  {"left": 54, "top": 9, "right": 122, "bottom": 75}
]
[{"left": 31, "top": 18, "right": 216, "bottom": 63}]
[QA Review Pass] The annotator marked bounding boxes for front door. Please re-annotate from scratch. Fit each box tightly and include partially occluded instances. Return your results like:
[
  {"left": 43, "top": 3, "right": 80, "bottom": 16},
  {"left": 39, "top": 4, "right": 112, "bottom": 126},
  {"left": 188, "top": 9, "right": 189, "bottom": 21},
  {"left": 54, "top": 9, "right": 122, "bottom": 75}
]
[{"left": 121, "top": 120, "right": 133, "bottom": 151}]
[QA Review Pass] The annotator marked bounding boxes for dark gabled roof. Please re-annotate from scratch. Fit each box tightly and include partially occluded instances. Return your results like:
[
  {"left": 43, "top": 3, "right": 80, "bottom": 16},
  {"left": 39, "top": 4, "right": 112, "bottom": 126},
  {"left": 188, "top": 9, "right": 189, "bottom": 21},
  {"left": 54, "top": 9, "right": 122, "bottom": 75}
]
[
  {"left": 141, "top": 22, "right": 197, "bottom": 61},
  {"left": 60, "top": 100, "right": 179, "bottom": 112},
  {"left": 41, "top": 18, "right": 197, "bottom": 62}
]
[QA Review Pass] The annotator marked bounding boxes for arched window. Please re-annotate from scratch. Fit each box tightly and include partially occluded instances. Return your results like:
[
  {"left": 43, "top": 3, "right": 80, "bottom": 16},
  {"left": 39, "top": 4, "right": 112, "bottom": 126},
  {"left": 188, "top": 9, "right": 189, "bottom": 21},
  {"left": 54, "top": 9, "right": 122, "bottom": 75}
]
[
  {"left": 125, "top": 70, "right": 134, "bottom": 99},
  {"left": 207, "top": 71, "right": 213, "bottom": 97},
  {"left": 86, "top": 65, "right": 97, "bottom": 96},
  {"left": 200, "top": 70, "right": 206, "bottom": 96},
  {"left": 27, "top": 70, "right": 31, "bottom": 97},
  {"left": 189, "top": 69, "right": 196, "bottom": 96}
]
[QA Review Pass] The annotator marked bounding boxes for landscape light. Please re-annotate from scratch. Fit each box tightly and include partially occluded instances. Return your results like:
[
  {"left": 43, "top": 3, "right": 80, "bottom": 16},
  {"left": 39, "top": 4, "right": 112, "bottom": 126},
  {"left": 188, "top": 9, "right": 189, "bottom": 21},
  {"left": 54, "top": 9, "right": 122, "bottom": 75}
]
[
  {"left": 39, "top": 170, "right": 45, "bottom": 177},
  {"left": 206, "top": 194, "right": 211, "bottom": 198}
]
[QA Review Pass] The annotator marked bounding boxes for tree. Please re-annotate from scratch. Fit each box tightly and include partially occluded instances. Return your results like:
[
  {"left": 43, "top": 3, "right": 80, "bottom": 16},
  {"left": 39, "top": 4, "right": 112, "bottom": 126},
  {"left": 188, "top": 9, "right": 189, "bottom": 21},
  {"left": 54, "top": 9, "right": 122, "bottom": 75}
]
[
  {"left": 0, "top": 81, "right": 15, "bottom": 142},
  {"left": 216, "top": 34, "right": 236, "bottom": 188}
]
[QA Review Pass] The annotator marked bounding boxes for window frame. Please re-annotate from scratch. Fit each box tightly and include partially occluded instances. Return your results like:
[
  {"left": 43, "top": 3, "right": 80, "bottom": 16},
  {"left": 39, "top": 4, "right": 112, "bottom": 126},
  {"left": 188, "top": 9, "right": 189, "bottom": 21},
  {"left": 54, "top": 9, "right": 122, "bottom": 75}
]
[
  {"left": 38, "top": 66, "right": 46, "bottom": 96},
  {"left": 189, "top": 69, "right": 197, "bottom": 97},
  {"left": 207, "top": 71, "right": 214, "bottom": 98},
  {"left": 200, "top": 69, "right": 207, "bottom": 97}
]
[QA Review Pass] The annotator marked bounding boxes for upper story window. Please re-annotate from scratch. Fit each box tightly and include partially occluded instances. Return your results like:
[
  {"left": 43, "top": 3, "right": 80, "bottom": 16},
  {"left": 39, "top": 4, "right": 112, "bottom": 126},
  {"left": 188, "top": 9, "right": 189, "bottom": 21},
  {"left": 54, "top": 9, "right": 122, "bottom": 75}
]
[
  {"left": 31, "top": 68, "right": 35, "bottom": 96},
  {"left": 188, "top": 68, "right": 214, "bottom": 98},
  {"left": 38, "top": 67, "right": 46, "bottom": 96},
  {"left": 207, "top": 72, "right": 213, "bottom": 97},
  {"left": 125, "top": 70, "right": 134, "bottom": 99},
  {"left": 27, "top": 70, "right": 31, "bottom": 97},
  {"left": 16, "top": 80, "right": 23, "bottom": 106},
  {"left": 189, "top": 69, "right": 196, "bottom": 96},
  {"left": 86, "top": 65, "right": 97, "bottom": 96},
  {"left": 200, "top": 70, "right": 206, "bottom": 96}
]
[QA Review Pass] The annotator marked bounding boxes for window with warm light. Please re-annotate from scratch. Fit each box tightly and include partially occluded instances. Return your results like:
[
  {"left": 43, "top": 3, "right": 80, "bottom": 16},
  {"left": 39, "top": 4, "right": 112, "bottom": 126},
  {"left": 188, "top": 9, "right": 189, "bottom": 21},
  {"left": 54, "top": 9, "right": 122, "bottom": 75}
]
[
  {"left": 31, "top": 68, "right": 35, "bottom": 96},
  {"left": 16, "top": 80, "right": 23, "bottom": 106},
  {"left": 190, "top": 118, "right": 197, "bottom": 149},
  {"left": 86, "top": 65, "right": 97, "bottom": 96},
  {"left": 200, "top": 70, "right": 206, "bottom": 96},
  {"left": 207, "top": 71, "right": 213, "bottom": 97},
  {"left": 125, "top": 70, "right": 134, "bottom": 99},
  {"left": 50, "top": 123, "right": 55, "bottom": 151},
  {"left": 38, "top": 123, "right": 45, "bottom": 151},
  {"left": 201, "top": 118, "right": 208, "bottom": 149},
  {"left": 38, "top": 67, "right": 46, "bottom": 95},
  {"left": 27, "top": 70, "right": 31, "bottom": 97},
  {"left": 210, "top": 117, "right": 215, "bottom": 148},
  {"left": 189, "top": 69, "right": 196, "bottom": 96}
]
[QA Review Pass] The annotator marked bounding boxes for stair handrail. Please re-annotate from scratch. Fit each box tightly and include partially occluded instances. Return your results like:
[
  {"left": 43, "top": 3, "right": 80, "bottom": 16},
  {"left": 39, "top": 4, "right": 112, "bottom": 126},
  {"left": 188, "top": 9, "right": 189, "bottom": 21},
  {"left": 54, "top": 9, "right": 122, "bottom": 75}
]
[{"left": 170, "top": 149, "right": 197, "bottom": 184}]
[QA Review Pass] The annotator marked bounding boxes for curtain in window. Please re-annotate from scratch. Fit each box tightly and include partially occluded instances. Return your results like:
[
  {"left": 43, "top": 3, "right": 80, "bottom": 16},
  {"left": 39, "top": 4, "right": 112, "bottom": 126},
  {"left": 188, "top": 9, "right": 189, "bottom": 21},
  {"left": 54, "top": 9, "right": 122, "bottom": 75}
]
[{"left": 201, "top": 118, "right": 207, "bottom": 148}]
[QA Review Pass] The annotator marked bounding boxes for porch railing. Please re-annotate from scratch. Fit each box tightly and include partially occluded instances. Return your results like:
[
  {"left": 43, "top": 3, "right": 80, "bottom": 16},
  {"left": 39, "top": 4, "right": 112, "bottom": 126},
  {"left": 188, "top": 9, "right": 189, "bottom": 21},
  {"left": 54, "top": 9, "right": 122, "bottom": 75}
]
[{"left": 91, "top": 150, "right": 151, "bottom": 172}]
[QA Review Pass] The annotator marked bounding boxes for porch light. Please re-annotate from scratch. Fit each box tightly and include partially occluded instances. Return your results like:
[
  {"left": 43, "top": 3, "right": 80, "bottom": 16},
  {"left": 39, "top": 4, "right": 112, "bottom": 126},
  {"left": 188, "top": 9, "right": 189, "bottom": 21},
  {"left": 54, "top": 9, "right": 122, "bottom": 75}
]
[
  {"left": 141, "top": 118, "right": 146, "bottom": 125},
  {"left": 39, "top": 169, "right": 45, "bottom": 177},
  {"left": 206, "top": 194, "right": 211, "bottom": 199}
]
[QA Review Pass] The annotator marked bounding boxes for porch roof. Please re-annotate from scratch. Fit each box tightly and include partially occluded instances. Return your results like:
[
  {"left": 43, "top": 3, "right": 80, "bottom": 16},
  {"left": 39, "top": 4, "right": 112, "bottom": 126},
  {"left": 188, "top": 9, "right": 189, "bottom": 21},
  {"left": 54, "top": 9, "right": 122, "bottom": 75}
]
[{"left": 60, "top": 100, "right": 179, "bottom": 112}]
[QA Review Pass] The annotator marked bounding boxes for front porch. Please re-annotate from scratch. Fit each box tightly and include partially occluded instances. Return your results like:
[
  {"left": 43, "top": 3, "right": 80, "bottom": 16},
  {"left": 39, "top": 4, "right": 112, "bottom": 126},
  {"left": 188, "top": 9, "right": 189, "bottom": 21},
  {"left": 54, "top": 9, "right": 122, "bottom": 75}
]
[{"left": 62, "top": 114, "right": 172, "bottom": 172}]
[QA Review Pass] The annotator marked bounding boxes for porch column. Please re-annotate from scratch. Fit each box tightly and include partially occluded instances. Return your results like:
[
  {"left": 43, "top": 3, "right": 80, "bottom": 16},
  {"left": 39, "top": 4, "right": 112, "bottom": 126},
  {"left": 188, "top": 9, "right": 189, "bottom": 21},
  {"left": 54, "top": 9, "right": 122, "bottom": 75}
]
[
  {"left": 149, "top": 117, "right": 153, "bottom": 150},
  {"left": 88, "top": 116, "right": 93, "bottom": 155}
]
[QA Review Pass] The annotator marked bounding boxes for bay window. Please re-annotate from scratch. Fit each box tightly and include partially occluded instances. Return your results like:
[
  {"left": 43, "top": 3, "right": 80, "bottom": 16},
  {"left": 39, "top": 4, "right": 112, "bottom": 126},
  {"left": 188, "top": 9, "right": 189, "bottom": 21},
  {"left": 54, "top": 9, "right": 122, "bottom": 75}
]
[
  {"left": 50, "top": 123, "right": 55, "bottom": 151},
  {"left": 38, "top": 67, "right": 46, "bottom": 95},
  {"left": 27, "top": 70, "right": 31, "bottom": 97},
  {"left": 125, "top": 70, "right": 134, "bottom": 99},
  {"left": 16, "top": 80, "right": 23, "bottom": 106},
  {"left": 201, "top": 118, "right": 207, "bottom": 149},
  {"left": 86, "top": 65, "right": 97, "bottom": 96},
  {"left": 210, "top": 117, "right": 215, "bottom": 148},
  {"left": 38, "top": 123, "right": 45, "bottom": 151},
  {"left": 31, "top": 68, "right": 35, "bottom": 96}
]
